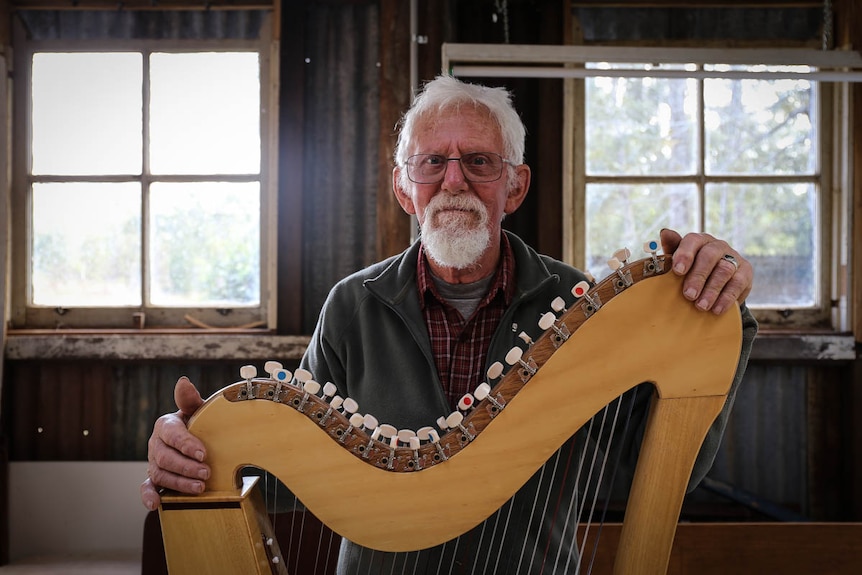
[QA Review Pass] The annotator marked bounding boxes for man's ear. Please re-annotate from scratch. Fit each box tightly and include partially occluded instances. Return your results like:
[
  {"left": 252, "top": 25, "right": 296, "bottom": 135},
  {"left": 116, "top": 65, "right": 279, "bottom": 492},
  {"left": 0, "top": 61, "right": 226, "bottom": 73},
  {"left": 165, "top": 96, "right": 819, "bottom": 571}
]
[
  {"left": 392, "top": 167, "right": 417, "bottom": 215},
  {"left": 504, "top": 164, "right": 531, "bottom": 215}
]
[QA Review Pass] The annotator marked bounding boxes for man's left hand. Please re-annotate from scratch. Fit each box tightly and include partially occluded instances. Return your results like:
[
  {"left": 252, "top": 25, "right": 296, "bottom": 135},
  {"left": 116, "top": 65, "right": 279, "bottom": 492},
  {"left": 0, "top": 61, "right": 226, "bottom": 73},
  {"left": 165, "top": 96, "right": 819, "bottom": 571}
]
[{"left": 660, "top": 229, "right": 753, "bottom": 315}]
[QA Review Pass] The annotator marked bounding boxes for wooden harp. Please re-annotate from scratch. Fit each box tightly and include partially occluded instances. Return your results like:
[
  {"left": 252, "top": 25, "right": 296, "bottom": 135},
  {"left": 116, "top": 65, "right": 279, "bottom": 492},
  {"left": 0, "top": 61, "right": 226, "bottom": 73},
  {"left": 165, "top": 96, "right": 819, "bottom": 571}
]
[{"left": 159, "top": 252, "right": 743, "bottom": 574}]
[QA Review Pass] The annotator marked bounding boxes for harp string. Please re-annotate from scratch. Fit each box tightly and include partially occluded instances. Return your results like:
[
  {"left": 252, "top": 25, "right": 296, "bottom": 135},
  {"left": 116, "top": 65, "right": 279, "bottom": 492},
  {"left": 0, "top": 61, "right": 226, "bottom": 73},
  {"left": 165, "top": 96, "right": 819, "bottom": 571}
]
[{"left": 311, "top": 389, "right": 637, "bottom": 575}]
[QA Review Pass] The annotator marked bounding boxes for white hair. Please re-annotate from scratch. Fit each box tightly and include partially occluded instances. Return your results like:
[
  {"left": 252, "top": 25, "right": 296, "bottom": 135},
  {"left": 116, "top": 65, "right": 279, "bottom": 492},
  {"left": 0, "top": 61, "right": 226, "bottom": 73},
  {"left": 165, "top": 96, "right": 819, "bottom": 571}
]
[{"left": 394, "top": 75, "right": 526, "bottom": 192}]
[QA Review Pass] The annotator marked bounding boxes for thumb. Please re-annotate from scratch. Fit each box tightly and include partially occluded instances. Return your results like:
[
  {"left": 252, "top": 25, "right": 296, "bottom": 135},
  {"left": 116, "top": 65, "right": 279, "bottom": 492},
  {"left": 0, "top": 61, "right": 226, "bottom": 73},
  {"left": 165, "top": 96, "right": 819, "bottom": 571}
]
[
  {"left": 659, "top": 228, "right": 683, "bottom": 255},
  {"left": 174, "top": 376, "right": 204, "bottom": 419}
]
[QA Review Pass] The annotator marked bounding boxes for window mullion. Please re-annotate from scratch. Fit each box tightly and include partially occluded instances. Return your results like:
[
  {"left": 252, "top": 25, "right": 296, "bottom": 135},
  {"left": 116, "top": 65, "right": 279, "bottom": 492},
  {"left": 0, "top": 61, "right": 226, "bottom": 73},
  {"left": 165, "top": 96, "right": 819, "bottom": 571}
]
[{"left": 141, "top": 49, "right": 151, "bottom": 317}]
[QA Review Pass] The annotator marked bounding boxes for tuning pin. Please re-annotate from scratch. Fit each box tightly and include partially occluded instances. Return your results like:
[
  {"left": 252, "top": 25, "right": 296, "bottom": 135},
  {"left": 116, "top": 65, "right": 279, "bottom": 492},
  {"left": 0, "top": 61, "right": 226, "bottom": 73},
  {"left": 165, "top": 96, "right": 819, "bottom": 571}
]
[
  {"left": 361, "top": 414, "right": 381, "bottom": 458},
  {"left": 643, "top": 239, "right": 662, "bottom": 275},
  {"left": 538, "top": 311, "right": 570, "bottom": 347},
  {"left": 608, "top": 256, "right": 633, "bottom": 291},
  {"left": 295, "top": 379, "right": 320, "bottom": 412},
  {"left": 319, "top": 395, "right": 344, "bottom": 425},
  {"left": 408, "top": 435, "right": 422, "bottom": 470},
  {"left": 379, "top": 424, "right": 398, "bottom": 469},
  {"left": 269, "top": 368, "right": 292, "bottom": 402},
  {"left": 340, "top": 412, "right": 365, "bottom": 443},
  {"left": 458, "top": 393, "right": 475, "bottom": 411},
  {"left": 518, "top": 331, "right": 534, "bottom": 346},
  {"left": 418, "top": 425, "right": 448, "bottom": 461},
  {"left": 505, "top": 345, "right": 537, "bottom": 381},
  {"left": 445, "top": 411, "right": 475, "bottom": 441},
  {"left": 474, "top": 382, "right": 505, "bottom": 412},
  {"left": 572, "top": 280, "right": 602, "bottom": 317},
  {"left": 239, "top": 365, "right": 256, "bottom": 398}
]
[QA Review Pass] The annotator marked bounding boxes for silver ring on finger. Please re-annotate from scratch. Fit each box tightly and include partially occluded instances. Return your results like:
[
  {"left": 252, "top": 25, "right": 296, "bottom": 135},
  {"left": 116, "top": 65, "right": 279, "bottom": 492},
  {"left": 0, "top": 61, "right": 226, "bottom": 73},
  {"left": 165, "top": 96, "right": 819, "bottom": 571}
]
[{"left": 722, "top": 253, "right": 739, "bottom": 271}]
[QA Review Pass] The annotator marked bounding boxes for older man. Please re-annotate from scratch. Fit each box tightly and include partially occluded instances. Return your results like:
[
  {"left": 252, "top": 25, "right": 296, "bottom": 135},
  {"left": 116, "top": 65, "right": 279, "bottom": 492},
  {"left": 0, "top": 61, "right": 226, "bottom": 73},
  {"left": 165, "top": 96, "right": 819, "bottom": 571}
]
[{"left": 143, "top": 75, "right": 757, "bottom": 574}]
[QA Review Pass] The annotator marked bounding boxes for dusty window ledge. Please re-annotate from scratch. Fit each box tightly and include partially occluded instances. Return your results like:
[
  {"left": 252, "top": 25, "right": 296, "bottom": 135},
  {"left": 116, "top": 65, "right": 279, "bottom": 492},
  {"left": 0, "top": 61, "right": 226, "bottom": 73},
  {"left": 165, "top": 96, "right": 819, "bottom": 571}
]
[
  {"left": 4, "top": 330, "right": 856, "bottom": 363},
  {"left": 4, "top": 330, "right": 311, "bottom": 361}
]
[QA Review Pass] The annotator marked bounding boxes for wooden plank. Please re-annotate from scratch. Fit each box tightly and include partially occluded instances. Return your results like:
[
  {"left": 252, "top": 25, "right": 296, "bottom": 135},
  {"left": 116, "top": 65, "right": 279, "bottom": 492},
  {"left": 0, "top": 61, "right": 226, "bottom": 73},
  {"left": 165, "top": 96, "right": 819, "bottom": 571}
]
[
  {"left": 11, "top": 0, "right": 276, "bottom": 10},
  {"left": 582, "top": 522, "right": 862, "bottom": 574},
  {"left": 376, "top": 0, "right": 411, "bottom": 261},
  {"left": 275, "top": 0, "right": 305, "bottom": 334},
  {"left": 5, "top": 333, "right": 310, "bottom": 361}
]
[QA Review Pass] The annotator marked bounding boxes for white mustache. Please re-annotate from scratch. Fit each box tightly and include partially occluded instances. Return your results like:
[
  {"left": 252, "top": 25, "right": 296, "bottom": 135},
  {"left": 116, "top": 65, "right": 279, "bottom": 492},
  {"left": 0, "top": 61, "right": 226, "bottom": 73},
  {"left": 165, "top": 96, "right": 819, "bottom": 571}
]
[{"left": 425, "top": 194, "right": 487, "bottom": 224}]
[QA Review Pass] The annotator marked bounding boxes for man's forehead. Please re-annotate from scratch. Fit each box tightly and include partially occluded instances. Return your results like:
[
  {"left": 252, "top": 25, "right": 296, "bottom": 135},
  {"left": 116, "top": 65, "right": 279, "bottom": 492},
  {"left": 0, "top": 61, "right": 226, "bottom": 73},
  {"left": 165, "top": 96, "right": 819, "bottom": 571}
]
[{"left": 412, "top": 105, "right": 502, "bottom": 148}]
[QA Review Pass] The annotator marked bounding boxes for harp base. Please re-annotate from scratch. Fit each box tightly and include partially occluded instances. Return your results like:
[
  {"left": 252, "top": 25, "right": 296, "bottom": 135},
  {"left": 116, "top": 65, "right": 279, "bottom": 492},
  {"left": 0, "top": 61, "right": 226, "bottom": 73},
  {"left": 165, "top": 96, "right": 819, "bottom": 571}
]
[{"left": 158, "top": 476, "right": 288, "bottom": 575}]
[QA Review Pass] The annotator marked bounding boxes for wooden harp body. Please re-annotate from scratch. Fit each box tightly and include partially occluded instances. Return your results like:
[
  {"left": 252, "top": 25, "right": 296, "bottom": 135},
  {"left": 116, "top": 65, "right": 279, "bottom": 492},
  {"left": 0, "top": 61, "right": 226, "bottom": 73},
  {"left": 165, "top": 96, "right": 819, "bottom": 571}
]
[{"left": 159, "top": 254, "right": 743, "bottom": 574}]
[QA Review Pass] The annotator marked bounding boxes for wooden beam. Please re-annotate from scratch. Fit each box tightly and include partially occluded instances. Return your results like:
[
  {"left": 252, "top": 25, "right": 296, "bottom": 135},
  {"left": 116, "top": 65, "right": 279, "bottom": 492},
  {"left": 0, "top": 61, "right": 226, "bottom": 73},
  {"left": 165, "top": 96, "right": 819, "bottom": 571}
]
[
  {"left": 10, "top": 0, "right": 276, "bottom": 10},
  {"left": 375, "top": 0, "right": 411, "bottom": 261}
]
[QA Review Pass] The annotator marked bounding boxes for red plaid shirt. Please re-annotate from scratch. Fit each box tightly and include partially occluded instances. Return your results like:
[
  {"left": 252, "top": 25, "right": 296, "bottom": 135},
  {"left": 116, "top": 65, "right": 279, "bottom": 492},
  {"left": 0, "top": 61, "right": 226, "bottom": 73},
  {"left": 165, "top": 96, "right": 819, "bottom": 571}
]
[{"left": 417, "top": 234, "right": 516, "bottom": 409}]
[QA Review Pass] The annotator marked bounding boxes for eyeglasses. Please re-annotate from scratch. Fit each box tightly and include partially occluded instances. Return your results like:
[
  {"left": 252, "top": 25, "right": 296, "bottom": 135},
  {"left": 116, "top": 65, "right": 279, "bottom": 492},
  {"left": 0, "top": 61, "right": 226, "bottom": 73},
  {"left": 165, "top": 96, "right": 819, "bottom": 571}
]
[{"left": 405, "top": 152, "right": 514, "bottom": 184}]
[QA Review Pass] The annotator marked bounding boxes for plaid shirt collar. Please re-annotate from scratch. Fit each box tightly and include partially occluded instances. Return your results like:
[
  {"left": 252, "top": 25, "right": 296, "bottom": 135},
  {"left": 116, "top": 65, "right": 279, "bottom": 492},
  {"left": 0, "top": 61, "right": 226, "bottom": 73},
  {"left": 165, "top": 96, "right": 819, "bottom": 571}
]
[{"left": 416, "top": 232, "right": 516, "bottom": 309}]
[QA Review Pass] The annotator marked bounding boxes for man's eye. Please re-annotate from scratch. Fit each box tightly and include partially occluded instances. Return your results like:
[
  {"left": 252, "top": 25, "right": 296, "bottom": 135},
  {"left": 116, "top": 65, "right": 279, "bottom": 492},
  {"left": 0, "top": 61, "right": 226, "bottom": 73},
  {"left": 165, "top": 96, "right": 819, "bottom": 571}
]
[
  {"left": 425, "top": 155, "right": 445, "bottom": 166},
  {"left": 465, "top": 154, "right": 490, "bottom": 166}
]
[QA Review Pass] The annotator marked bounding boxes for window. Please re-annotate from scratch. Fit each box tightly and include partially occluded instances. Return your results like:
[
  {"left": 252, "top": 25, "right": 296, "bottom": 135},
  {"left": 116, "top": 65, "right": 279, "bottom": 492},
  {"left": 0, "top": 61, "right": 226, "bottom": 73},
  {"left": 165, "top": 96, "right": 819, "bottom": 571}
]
[
  {"left": 582, "top": 63, "right": 826, "bottom": 327},
  {"left": 11, "top": 25, "right": 278, "bottom": 329},
  {"left": 443, "top": 44, "right": 859, "bottom": 331}
]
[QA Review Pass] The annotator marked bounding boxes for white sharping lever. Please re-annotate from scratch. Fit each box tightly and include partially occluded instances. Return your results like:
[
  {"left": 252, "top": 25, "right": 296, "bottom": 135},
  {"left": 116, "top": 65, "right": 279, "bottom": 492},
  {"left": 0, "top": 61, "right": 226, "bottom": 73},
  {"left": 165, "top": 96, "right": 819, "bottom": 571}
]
[
  {"left": 239, "top": 365, "right": 257, "bottom": 399},
  {"left": 319, "top": 395, "right": 343, "bottom": 426},
  {"left": 270, "top": 368, "right": 293, "bottom": 401},
  {"left": 538, "top": 311, "right": 570, "bottom": 347},
  {"left": 340, "top": 412, "right": 365, "bottom": 443},
  {"left": 296, "top": 379, "right": 319, "bottom": 412},
  {"left": 572, "top": 280, "right": 602, "bottom": 317},
  {"left": 643, "top": 239, "right": 662, "bottom": 275},
  {"left": 474, "top": 382, "right": 505, "bottom": 412},
  {"left": 505, "top": 346, "right": 538, "bottom": 382},
  {"left": 378, "top": 424, "right": 398, "bottom": 469},
  {"left": 608, "top": 257, "right": 634, "bottom": 291},
  {"left": 418, "top": 426, "right": 447, "bottom": 461},
  {"left": 445, "top": 411, "right": 475, "bottom": 441},
  {"left": 487, "top": 361, "right": 504, "bottom": 381},
  {"left": 361, "top": 414, "right": 380, "bottom": 458},
  {"left": 458, "top": 393, "right": 476, "bottom": 411}
]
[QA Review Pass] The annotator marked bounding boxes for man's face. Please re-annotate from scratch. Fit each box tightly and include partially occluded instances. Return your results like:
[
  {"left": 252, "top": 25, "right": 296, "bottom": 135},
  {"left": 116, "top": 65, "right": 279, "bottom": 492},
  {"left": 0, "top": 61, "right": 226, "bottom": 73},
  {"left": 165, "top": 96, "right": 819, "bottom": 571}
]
[{"left": 394, "top": 106, "right": 528, "bottom": 270}]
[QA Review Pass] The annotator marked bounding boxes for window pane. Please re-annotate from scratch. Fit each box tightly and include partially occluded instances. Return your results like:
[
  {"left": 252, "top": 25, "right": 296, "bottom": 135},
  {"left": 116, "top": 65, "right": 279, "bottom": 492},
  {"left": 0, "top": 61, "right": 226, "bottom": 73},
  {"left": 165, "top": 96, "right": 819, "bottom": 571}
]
[
  {"left": 31, "top": 53, "right": 143, "bottom": 175},
  {"left": 150, "top": 182, "right": 260, "bottom": 306},
  {"left": 707, "top": 182, "right": 817, "bottom": 308},
  {"left": 705, "top": 67, "right": 815, "bottom": 175},
  {"left": 586, "top": 65, "right": 698, "bottom": 176},
  {"left": 32, "top": 182, "right": 141, "bottom": 306},
  {"left": 586, "top": 183, "right": 698, "bottom": 277},
  {"left": 149, "top": 52, "right": 261, "bottom": 175}
]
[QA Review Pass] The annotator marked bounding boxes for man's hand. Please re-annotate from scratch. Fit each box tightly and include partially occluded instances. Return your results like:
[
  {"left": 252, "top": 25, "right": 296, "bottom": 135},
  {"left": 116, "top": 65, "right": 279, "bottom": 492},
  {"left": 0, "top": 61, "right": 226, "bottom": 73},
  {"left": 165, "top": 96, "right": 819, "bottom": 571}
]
[
  {"left": 140, "top": 376, "right": 209, "bottom": 510},
  {"left": 660, "top": 228, "right": 753, "bottom": 315}
]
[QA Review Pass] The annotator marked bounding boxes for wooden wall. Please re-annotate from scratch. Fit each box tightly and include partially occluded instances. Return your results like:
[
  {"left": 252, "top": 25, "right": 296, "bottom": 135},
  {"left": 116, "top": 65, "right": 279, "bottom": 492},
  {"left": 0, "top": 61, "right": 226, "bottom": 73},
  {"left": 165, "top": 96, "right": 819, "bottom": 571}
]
[{"left": 2, "top": 0, "right": 862, "bottom": 564}]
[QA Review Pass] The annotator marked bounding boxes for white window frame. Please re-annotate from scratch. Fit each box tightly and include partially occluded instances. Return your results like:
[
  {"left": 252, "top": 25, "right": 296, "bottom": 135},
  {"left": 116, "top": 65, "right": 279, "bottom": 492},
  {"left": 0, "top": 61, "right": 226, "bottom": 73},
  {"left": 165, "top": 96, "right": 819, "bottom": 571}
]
[
  {"left": 9, "top": 18, "right": 279, "bottom": 330},
  {"left": 443, "top": 43, "right": 861, "bottom": 332}
]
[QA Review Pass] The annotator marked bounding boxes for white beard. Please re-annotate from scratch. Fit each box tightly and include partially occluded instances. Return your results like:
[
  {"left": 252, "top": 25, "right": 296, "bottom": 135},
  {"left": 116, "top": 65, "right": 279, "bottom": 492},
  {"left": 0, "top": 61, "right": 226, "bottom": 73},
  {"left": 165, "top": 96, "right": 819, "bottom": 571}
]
[{"left": 420, "top": 193, "right": 491, "bottom": 270}]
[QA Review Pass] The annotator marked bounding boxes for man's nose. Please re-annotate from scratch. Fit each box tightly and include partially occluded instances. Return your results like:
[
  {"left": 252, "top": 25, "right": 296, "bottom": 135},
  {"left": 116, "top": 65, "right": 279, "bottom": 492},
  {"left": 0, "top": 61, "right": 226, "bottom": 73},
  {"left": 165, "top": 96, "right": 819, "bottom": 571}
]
[{"left": 441, "top": 158, "right": 467, "bottom": 190}]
